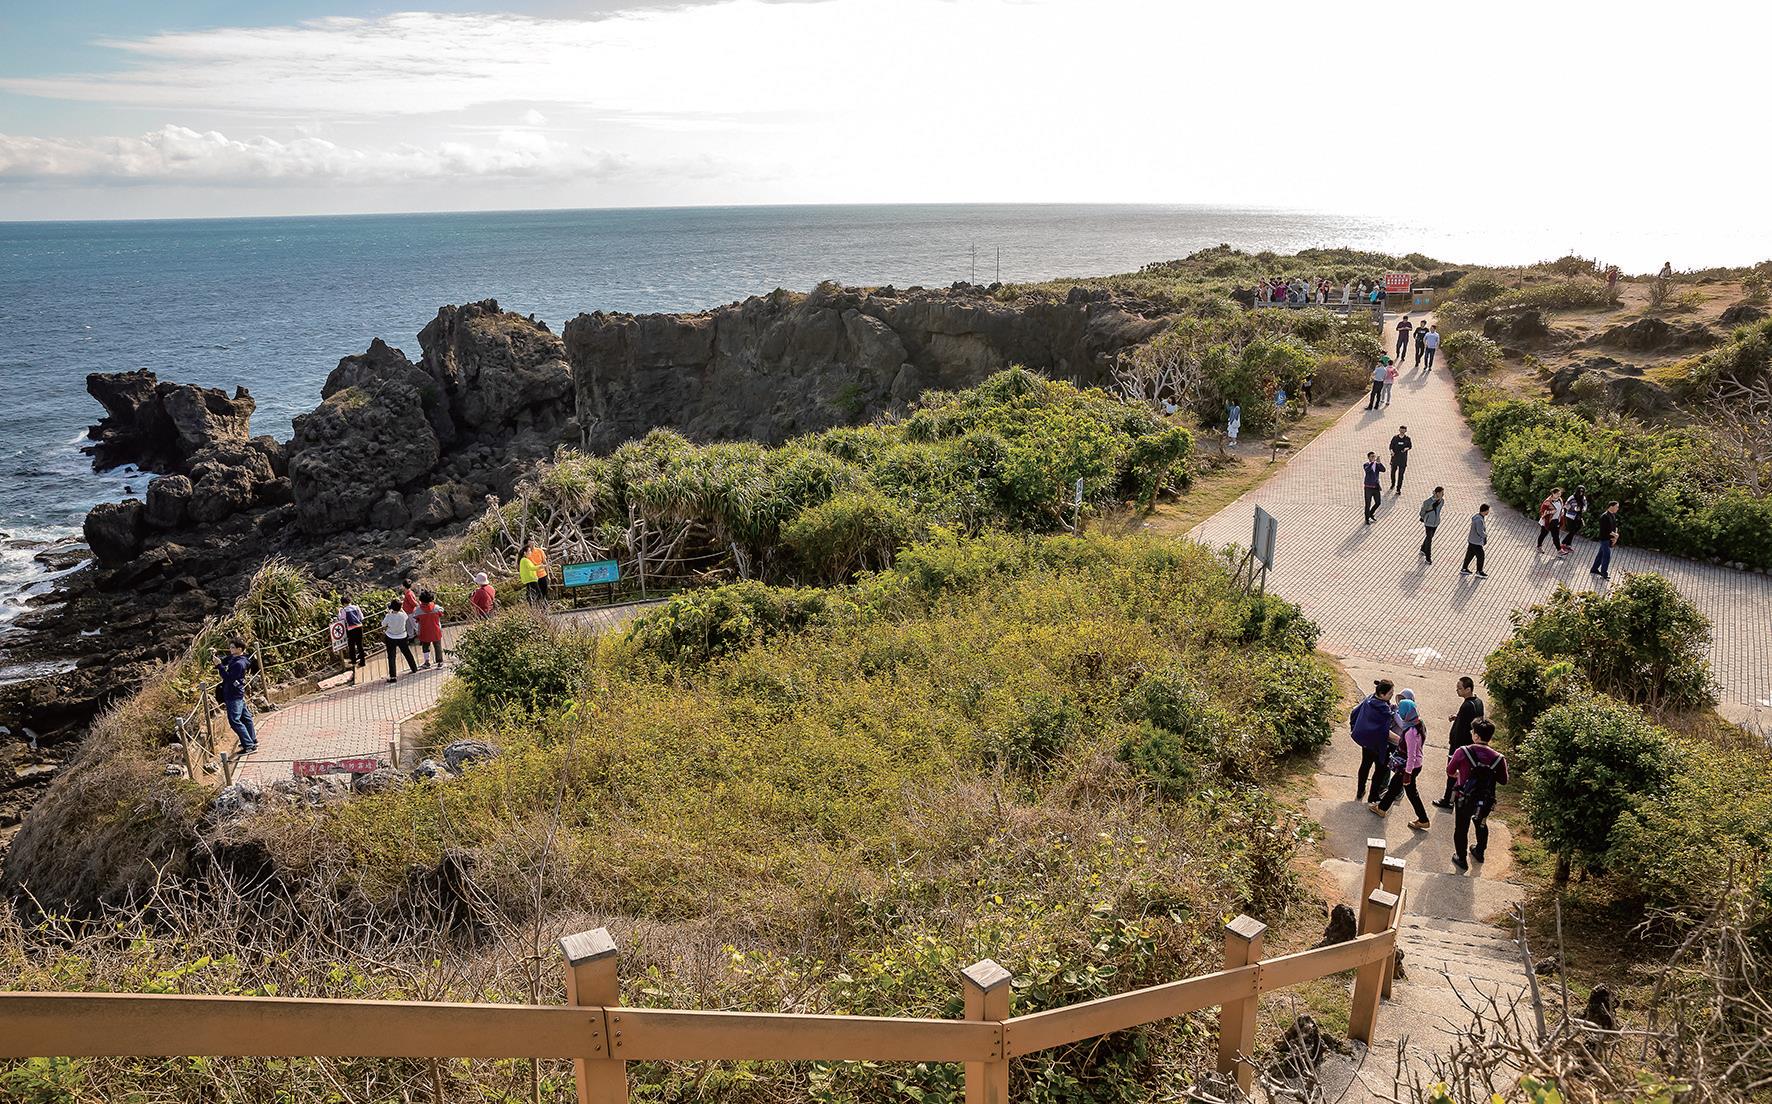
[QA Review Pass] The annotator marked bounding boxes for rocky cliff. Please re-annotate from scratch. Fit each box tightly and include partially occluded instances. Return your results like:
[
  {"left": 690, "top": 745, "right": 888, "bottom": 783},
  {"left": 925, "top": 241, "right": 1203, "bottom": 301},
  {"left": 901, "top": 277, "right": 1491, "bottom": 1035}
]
[{"left": 566, "top": 282, "right": 1167, "bottom": 451}]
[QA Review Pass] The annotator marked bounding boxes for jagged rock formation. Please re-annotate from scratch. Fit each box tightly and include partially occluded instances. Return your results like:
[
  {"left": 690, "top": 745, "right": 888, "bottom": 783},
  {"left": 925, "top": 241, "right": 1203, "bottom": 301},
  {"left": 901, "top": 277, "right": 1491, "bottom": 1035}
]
[
  {"left": 1549, "top": 357, "right": 1677, "bottom": 417},
  {"left": 85, "top": 370, "right": 256, "bottom": 472},
  {"left": 566, "top": 281, "right": 1166, "bottom": 451},
  {"left": 1481, "top": 307, "right": 1551, "bottom": 346},
  {"left": 1593, "top": 316, "right": 1715, "bottom": 353}
]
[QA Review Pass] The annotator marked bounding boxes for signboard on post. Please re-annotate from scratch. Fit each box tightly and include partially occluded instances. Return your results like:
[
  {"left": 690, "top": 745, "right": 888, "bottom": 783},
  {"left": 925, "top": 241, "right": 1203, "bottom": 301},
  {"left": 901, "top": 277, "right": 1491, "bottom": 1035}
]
[
  {"left": 561, "top": 559, "right": 621, "bottom": 587},
  {"left": 1383, "top": 273, "right": 1412, "bottom": 296},
  {"left": 1251, "top": 506, "right": 1277, "bottom": 570},
  {"left": 293, "top": 757, "right": 380, "bottom": 777}
]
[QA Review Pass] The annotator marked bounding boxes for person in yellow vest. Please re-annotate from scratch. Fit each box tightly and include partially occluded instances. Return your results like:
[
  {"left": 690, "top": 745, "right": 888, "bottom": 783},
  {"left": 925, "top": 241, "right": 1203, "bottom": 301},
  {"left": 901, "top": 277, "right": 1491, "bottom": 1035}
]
[{"left": 519, "top": 546, "right": 549, "bottom": 605}]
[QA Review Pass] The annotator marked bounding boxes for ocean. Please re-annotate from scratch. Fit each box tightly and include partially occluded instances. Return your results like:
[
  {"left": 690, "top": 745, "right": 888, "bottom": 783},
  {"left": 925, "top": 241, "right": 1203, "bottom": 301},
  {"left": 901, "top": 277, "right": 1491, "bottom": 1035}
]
[{"left": 0, "top": 201, "right": 1746, "bottom": 657}]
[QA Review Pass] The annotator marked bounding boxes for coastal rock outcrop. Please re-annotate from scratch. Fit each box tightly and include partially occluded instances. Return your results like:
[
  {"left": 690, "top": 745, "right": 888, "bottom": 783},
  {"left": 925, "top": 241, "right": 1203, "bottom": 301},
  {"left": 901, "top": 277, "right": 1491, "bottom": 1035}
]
[
  {"left": 85, "top": 370, "right": 255, "bottom": 472},
  {"left": 565, "top": 281, "right": 1167, "bottom": 451},
  {"left": 82, "top": 500, "right": 146, "bottom": 565},
  {"left": 1593, "top": 316, "right": 1714, "bottom": 353}
]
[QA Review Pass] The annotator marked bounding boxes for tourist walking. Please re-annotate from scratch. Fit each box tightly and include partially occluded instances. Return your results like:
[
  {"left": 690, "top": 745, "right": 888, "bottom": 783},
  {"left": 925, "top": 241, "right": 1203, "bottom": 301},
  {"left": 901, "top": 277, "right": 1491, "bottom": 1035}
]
[
  {"left": 1448, "top": 719, "right": 1508, "bottom": 871},
  {"left": 1388, "top": 426, "right": 1412, "bottom": 492},
  {"left": 338, "top": 595, "right": 367, "bottom": 670},
  {"left": 1460, "top": 504, "right": 1491, "bottom": 576},
  {"left": 1413, "top": 322, "right": 1428, "bottom": 368},
  {"left": 1367, "top": 359, "right": 1387, "bottom": 410},
  {"left": 1536, "top": 488, "right": 1566, "bottom": 553},
  {"left": 400, "top": 576, "right": 419, "bottom": 614},
  {"left": 1301, "top": 371, "right": 1315, "bottom": 407},
  {"left": 1350, "top": 679, "right": 1398, "bottom": 802},
  {"left": 520, "top": 546, "right": 550, "bottom": 605},
  {"left": 470, "top": 572, "right": 497, "bottom": 618},
  {"left": 1370, "top": 698, "right": 1430, "bottom": 829},
  {"left": 213, "top": 638, "right": 259, "bottom": 755},
  {"left": 1590, "top": 501, "right": 1621, "bottom": 580},
  {"left": 381, "top": 598, "right": 419, "bottom": 683},
  {"left": 1434, "top": 676, "right": 1485, "bottom": 809},
  {"left": 1395, "top": 315, "right": 1414, "bottom": 362},
  {"left": 413, "top": 589, "right": 445, "bottom": 668},
  {"left": 1422, "top": 324, "right": 1440, "bottom": 370},
  {"left": 1560, "top": 486, "right": 1589, "bottom": 551},
  {"left": 1226, "top": 400, "right": 1241, "bottom": 447},
  {"left": 1419, "top": 486, "right": 1445, "bottom": 563},
  {"left": 1362, "top": 451, "right": 1386, "bottom": 524},
  {"left": 1383, "top": 359, "right": 1399, "bottom": 406}
]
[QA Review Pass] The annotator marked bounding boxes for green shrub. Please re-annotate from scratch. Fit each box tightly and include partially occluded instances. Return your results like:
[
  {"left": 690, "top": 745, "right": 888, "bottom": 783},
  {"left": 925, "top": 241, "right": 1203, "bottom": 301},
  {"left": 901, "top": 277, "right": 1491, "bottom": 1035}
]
[
  {"left": 1121, "top": 666, "right": 1234, "bottom": 776},
  {"left": 447, "top": 606, "right": 597, "bottom": 721},
  {"left": 781, "top": 490, "right": 919, "bottom": 583},
  {"left": 1241, "top": 651, "right": 1338, "bottom": 755},
  {"left": 1608, "top": 739, "right": 1772, "bottom": 912},
  {"left": 1499, "top": 576, "right": 1715, "bottom": 715},
  {"left": 627, "top": 580, "right": 841, "bottom": 666},
  {"left": 1519, "top": 694, "right": 1675, "bottom": 878},
  {"left": 1118, "top": 721, "right": 1199, "bottom": 798},
  {"left": 1482, "top": 638, "right": 1585, "bottom": 734}
]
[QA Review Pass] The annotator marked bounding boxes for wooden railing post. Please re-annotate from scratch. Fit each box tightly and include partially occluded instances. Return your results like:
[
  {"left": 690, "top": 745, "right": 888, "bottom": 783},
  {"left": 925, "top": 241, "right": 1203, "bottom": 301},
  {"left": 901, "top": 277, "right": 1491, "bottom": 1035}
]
[
  {"left": 962, "top": 959, "right": 1011, "bottom": 1104},
  {"left": 1357, "top": 838, "right": 1386, "bottom": 933},
  {"left": 560, "top": 928, "right": 626, "bottom": 1104},
  {"left": 1378, "top": 858, "right": 1406, "bottom": 999},
  {"left": 1215, "top": 914, "right": 1267, "bottom": 1094},
  {"left": 1349, "top": 889, "right": 1398, "bottom": 1045}
]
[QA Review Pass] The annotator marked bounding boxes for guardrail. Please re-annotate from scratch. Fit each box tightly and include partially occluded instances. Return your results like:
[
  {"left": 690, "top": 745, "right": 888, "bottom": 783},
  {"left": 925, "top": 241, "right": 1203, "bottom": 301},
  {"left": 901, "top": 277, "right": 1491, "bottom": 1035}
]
[{"left": 0, "top": 843, "right": 1410, "bottom": 1100}]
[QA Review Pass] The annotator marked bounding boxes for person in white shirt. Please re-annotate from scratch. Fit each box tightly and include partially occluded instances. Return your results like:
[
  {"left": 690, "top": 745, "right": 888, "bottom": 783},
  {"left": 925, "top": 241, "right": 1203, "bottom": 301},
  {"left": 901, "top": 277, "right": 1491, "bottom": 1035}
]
[
  {"left": 381, "top": 598, "right": 419, "bottom": 683},
  {"left": 1423, "top": 325, "right": 1442, "bottom": 370}
]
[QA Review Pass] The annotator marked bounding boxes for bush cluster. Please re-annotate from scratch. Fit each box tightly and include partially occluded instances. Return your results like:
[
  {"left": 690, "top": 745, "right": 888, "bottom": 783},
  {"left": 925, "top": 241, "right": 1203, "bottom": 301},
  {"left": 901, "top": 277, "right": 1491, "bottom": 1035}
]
[{"left": 1461, "top": 385, "right": 1772, "bottom": 568}]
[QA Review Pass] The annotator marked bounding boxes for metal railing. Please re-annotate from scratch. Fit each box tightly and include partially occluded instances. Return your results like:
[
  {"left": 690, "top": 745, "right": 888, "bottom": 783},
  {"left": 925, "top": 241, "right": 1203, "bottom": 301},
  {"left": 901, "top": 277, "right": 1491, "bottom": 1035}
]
[{"left": 0, "top": 843, "right": 1411, "bottom": 1101}]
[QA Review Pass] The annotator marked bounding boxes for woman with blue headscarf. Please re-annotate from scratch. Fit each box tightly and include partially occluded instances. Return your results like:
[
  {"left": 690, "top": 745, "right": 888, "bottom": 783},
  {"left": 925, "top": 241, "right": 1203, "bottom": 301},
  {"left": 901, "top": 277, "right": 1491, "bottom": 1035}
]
[{"left": 1370, "top": 697, "right": 1431, "bottom": 829}]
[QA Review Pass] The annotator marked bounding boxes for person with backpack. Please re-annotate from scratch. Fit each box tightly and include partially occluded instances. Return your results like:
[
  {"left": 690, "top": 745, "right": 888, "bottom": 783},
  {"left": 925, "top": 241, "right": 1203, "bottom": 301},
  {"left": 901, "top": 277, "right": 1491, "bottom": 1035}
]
[
  {"left": 413, "top": 589, "right": 446, "bottom": 668},
  {"left": 338, "top": 595, "right": 367, "bottom": 670},
  {"left": 1370, "top": 698, "right": 1430, "bottom": 829},
  {"left": 1350, "top": 679, "right": 1398, "bottom": 802},
  {"left": 1448, "top": 718, "right": 1508, "bottom": 871},
  {"left": 1560, "top": 486, "right": 1589, "bottom": 552},
  {"left": 1419, "top": 486, "right": 1445, "bottom": 563},
  {"left": 381, "top": 598, "right": 419, "bottom": 683},
  {"left": 1434, "top": 676, "right": 1485, "bottom": 809},
  {"left": 212, "top": 637, "right": 259, "bottom": 755}
]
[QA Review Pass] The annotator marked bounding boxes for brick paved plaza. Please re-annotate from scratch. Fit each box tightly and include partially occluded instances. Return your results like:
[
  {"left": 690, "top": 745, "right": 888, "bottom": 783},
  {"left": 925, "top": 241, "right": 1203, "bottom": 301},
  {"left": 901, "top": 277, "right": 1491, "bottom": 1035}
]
[{"left": 1191, "top": 315, "right": 1772, "bottom": 723}]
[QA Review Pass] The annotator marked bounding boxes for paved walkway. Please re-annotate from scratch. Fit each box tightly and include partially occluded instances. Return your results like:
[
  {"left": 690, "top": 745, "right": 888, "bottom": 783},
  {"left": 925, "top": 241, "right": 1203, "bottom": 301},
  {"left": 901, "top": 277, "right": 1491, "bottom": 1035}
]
[
  {"left": 1192, "top": 314, "right": 1772, "bottom": 724},
  {"left": 230, "top": 603, "right": 655, "bottom": 784}
]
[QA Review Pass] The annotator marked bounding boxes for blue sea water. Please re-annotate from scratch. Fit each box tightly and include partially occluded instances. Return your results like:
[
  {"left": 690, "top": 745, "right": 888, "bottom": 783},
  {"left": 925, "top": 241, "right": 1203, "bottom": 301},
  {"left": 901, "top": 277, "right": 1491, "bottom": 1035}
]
[{"left": 0, "top": 200, "right": 1719, "bottom": 640}]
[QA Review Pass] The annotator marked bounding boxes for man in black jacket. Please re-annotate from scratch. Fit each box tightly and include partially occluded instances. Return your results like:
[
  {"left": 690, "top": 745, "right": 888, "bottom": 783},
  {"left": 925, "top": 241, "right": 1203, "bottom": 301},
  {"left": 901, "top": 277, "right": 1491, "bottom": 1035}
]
[
  {"left": 1388, "top": 426, "right": 1413, "bottom": 493},
  {"left": 1434, "top": 676, "right": 1484, "bottom": 809},
  {"left": 1419, "top": 486, "right": 1445, "bottom": 563},
  {"left": 1590, "top": 501, "right": 1621, "bottom": 580}
]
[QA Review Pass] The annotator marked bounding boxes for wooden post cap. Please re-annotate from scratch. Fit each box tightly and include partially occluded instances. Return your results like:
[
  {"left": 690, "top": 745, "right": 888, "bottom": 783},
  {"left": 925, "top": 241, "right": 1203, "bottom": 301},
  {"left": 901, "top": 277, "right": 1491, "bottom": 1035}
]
[
  {"left": 1365, "top": 838, "right": 1387, "bottom": 852},
  {"left": 1367, "top": 889, "right": 1399, "bottom": 912},
  {"left": 559, "top": 928, "right": 617, "bottom": 965},
  {"left": 961, "top": 960, "right": 1012, "bottom": 992},
  {"left": 1224, "top": 915, "right": 1267, "bottom": 943},
  {"left": 1381, "top": 857, "right": 1406, "bottom": 874}
]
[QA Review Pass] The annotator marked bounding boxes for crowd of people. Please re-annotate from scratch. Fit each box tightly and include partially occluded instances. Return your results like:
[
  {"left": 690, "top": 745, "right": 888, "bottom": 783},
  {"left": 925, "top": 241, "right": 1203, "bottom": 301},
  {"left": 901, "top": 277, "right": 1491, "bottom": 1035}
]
[
  {"left": 1350, "top": 675, "right": 1507, "bottom": 873},
  {"left": 1252, "top": 276, "right": 1390, "bottom": 308},
  {"left": 211, "top": 547, "right": 556, "bottom": 756}
]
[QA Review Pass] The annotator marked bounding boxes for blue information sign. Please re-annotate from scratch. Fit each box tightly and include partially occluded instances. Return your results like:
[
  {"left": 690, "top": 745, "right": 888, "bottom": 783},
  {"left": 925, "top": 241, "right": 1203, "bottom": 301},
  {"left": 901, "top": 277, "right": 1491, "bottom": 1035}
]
[{"left": 561, "top": 559, "right": 621, "bottom": 587}]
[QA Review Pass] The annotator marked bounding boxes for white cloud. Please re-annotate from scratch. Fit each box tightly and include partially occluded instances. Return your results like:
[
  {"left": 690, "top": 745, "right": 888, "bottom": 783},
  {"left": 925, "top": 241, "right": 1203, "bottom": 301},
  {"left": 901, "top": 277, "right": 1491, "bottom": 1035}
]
[
  {"left": 521, "top": 109, "right": 549, "bottom": 127},
  {"left": 0, "top": 125, "right": 629, "bottom": 184}
]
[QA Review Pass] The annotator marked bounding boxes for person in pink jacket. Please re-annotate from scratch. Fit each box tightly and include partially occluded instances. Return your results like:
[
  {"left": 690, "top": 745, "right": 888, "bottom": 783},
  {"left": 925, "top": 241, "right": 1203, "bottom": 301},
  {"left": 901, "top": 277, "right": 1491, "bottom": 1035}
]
[{"left": 1370, "top": 698, "right": 1431, "bottom": 829}]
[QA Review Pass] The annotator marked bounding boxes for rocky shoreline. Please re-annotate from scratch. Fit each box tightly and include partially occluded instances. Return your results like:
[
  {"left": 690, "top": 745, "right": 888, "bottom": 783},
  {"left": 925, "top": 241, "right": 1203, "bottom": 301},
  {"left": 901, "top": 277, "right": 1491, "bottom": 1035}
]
[{"left": 0, "top": 282, "right": 1171, "bottom": 854}]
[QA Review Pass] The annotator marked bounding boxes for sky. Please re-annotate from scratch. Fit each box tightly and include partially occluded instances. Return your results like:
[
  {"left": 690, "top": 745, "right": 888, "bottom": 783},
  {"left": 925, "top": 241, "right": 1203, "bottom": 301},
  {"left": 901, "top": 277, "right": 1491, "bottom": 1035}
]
[{"left": 1, "top": 0, "right": 1769, "bottom": 233}]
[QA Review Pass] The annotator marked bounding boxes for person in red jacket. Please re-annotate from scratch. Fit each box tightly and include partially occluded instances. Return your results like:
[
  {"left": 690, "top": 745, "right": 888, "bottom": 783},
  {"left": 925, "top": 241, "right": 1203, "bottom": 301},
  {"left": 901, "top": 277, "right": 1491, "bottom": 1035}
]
[
  {"left": 413, "top": 589, "right": 445, "bottom": 669},
  {"left": 470, "top": 572, "right": 496, "bottom": 618},
  {"left": 400, "top": 576, "right": 419, "bottom": 614}
]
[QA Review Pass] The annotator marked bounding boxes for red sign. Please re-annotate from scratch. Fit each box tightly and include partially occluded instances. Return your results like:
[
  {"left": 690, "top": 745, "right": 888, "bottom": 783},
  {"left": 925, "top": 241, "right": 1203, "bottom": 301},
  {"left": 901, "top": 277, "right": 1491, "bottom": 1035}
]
[
  {"left": 293, "top": 757, "right": 380, "bottom": 777},
  {"left": 1383, "top": 273, "right": 1412, "bottom": 295}
]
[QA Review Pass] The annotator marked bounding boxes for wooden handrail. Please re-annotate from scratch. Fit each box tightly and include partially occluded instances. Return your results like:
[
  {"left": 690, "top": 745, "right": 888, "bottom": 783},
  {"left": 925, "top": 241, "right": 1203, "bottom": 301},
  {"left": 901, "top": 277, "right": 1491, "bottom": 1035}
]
[{"left": 0, "top": 847, "right": 1414, "bottom": 1101}]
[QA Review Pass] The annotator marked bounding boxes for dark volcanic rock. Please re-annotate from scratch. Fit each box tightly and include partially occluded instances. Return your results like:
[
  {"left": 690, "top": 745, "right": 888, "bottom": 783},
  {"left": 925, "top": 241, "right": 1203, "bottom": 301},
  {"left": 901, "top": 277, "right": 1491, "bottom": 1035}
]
[
  {"left": 1550, "top": 358, "right": 1677, "bottom": 417},
  {"left": 144, "top": 475, "right": 193, "bottom": 530},
  {"left": 565, "top": 282, "right": 1166, "bottom": 451},
  {"left": 85, "top": 370, "right": 255, "bottom": 472},
  {"left": 1594, "top": 316, "right": 1714, "bottom": 353},
  {"left": 289, "top": 378, "right": 441, "bottom": 532},
  {"left": 417, "top": 301, "right": 575, "bottom": 441},
  {"left": 1482, "top": 307, "right": 1550, "bottom": 344},
  {"left": 82, "top": 500, "right": 146, "bottom": 565},
  {"left": 1720, "top": 303, "right": 1767, "bottom": 327}
]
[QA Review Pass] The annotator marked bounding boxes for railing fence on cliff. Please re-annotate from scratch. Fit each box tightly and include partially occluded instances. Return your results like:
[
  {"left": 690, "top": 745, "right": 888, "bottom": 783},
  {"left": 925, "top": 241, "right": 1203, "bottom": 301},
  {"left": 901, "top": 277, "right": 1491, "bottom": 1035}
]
[{"left": 0, "top": 843, "right": 1411, "bottom": 1102}]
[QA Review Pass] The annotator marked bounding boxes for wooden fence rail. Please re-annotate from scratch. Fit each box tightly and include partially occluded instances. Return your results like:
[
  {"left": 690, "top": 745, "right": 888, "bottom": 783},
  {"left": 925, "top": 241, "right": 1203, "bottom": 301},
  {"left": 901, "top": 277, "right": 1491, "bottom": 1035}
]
[{"left": 0, "top": 842, "right": 1410, "bottom": 1101}]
